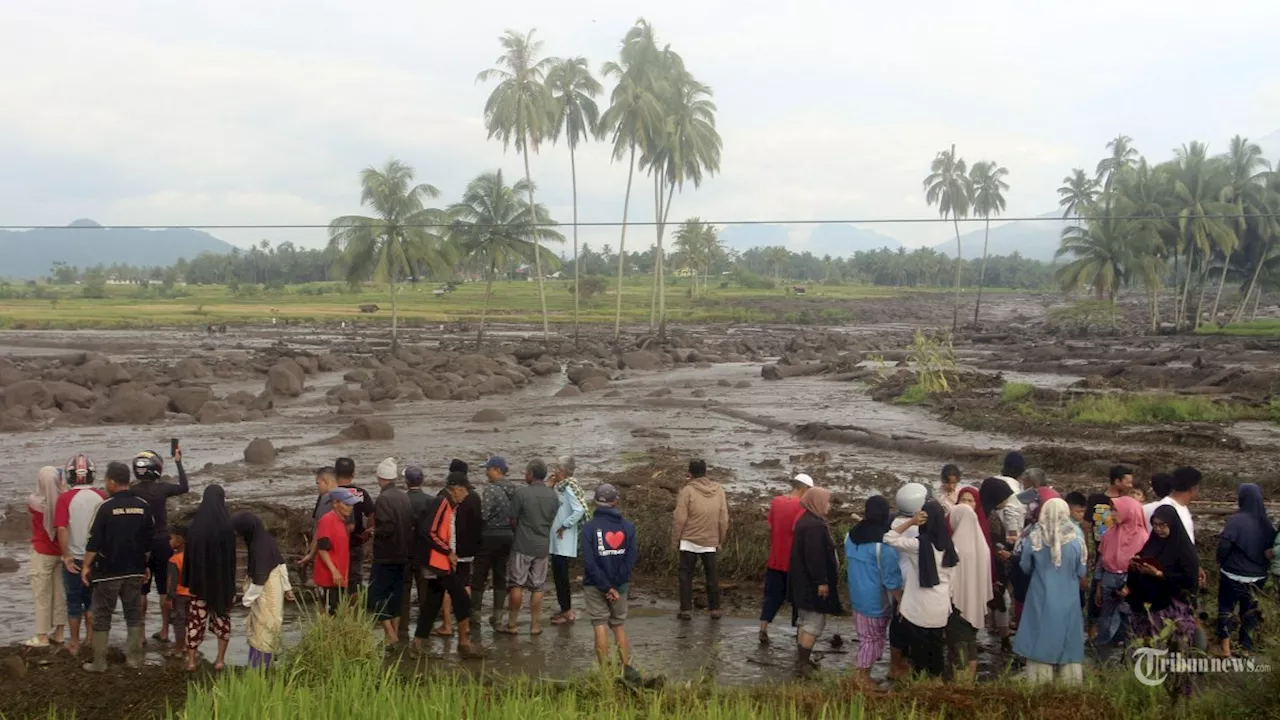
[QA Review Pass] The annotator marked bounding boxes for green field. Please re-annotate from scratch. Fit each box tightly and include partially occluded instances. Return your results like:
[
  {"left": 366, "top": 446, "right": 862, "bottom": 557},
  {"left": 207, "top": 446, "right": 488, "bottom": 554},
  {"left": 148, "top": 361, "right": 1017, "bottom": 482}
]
[
  {"left": 0, "top": 279, "right": 925, "bottom": 330},
  {"left": 1196, "top": 319, "right": 1280, "bottom": 337}
]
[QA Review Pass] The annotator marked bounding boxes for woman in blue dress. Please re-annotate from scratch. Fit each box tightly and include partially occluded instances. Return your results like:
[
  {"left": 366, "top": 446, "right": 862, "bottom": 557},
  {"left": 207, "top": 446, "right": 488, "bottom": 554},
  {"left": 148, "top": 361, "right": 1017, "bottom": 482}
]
[{"left": 1013, "top": 497, "right": 1087, "bottom": 684}]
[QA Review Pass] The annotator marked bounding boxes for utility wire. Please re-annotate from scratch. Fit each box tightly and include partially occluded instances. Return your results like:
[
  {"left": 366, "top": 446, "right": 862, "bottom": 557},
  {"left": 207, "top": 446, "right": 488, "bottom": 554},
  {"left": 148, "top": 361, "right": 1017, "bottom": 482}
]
[{"left": 2, "top": 213, "right": 1279, "bottom": 231}]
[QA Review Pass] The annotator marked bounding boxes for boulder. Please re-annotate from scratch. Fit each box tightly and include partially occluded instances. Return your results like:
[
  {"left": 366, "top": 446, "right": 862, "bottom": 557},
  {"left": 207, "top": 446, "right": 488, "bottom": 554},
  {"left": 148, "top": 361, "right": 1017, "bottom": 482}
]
[
  {"left": 0, "top": 556, "right": 18, "bottom": 573},
  {"left": 243, "top": 438, "right": 276, "bottom": 465},
  {"left": 618, "top": 351, "right": 663, "bottom": 371},
  {"left": 734, "top": 380, "right": 753, "bottom": 389},
  {"left": 647, "top": 387, "right": 673, "bottom": 398},
  {"left": 47, "top": 380, "right": 99, "bottom": 409},
  {"left": 294, "top": 355, "right": 319, "bottom": 375},
  {"left": 224, "top": 390, "right": 258, "bottom": 407},
  {"left": 554, "top": 384, "right": 583, "bottom": 398},
  {"left": 277, "top": 357, "right": 306, "bottom": 385},
  {"left": 97, "top": 392, "right": 168, "bottom": 424},
  {"left": 717, "top": 379, "right": 732, "bottom": 387},
  {"left": 603, "top": 390, "right": 623, "bottom": 398},
  {"left": 198, "top": 402, "right": 242, "bottom": 425},
  {"left": 397, "top": 384, "right": 425, "bottom": 402},
  {"left": 265, "top": 363, "right": 303, "bottom": 397},
  {"left": 372, "top": 399, "right": 397, "bottom": 412},
  {"left": 242, "top": 410, "right": 266, "bottom": 422},
  {"left": 476, "top": 375, "right": 516, "bottom": 396},
  {"left": 371, "top": 367, "right": 400, "bottom": 391},
  {"left": 344, "top": 369, "right": 371, "bottom": 383},
  {"left": 692, "top": 389, "right": 707, "bottom": 398},
  {"left": 579, "top": 375, "right": 610, "bottom": 393},
  {"left": 317, "top": 354, "right": 346, "bottom": 372},
  {"left": 567, "top": 364, "right": 611, "bottom": 385},
  {"left": 252, "top": 391, "right": 275, "bottom": 412},
  {"left": 338, "top": 403, "right": 373, "bottom": 416},
  {"left": 341, "top": 417, "right": 395, "bottom": 441},
  {"left": 530, "top": 360, "right": 559, "bottom": 376},
  {"left": 3, "top": 380, "right": 54, "bottom": 410},
  {"left": 82, "top": 360, "right": 132, "bottom": 388},
  {"left": 0, "top": 360, "right": 29, "bottom": 387},
  {"left": 471, "top": 408, "right": 508, "bottom": 423},
  {"left": 451, "top": 387, "right": 480, "bottom": 402},
  {"left": 170, "top": 358, "right": 209, "bottom": 381},
  {"left": 168, "top": 386, "right": 213, "bottom": 416},
  {"left": 421, "top": 382, "right": 452, "bottom": 401}
]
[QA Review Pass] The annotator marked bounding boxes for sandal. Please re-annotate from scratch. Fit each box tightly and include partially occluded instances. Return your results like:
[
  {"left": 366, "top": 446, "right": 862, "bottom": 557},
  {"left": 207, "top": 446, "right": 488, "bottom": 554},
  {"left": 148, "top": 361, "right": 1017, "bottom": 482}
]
[
  {"left": 430, "top": 626, "right": 453, "bottom": 637},
  {"left": 20, "top": 637, "right": 49, "bottom": 649}
]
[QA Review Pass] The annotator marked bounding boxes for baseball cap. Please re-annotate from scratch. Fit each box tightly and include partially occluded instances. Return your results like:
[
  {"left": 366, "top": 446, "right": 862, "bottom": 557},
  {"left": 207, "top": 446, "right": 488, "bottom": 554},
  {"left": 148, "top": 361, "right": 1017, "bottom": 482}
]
[
  {"left": 328, "top": 488, "right": 362, "bottom": 506},
  {"left": 376, "top": 457, "right": 398, "bottom": 481},
  {"left": 594, "top": 483, "right": 620, "bottom": 505},
  {"left": 404, "top": 466, "right": 425, "bottom": 487},
  {"left": 793, "top": 473, "right": 814, "bottom": 488},
  {"left": 482, "top": 456, "right": 509, "bottom": 473}
]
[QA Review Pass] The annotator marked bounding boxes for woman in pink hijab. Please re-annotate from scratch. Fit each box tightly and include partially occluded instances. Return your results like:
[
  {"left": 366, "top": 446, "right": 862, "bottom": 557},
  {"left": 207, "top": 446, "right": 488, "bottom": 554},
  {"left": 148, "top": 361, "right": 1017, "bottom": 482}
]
[{"left": 1094, "top": 496, "right": 1149, "bottom": 647}]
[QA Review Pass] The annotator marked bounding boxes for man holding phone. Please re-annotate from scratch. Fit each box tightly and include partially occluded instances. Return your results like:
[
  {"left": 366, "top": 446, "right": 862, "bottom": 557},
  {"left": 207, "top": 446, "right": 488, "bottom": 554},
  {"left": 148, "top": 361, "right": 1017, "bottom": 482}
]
[{"left": 131, "top": 443, "right": 189, "bottom": 644}]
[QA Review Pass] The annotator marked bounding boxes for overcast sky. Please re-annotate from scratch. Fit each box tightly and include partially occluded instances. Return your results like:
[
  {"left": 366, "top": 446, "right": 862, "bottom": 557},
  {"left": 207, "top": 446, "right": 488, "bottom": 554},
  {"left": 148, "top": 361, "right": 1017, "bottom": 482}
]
[{"left": 2, "top": 0, "right": 1278, "bottom": 254}]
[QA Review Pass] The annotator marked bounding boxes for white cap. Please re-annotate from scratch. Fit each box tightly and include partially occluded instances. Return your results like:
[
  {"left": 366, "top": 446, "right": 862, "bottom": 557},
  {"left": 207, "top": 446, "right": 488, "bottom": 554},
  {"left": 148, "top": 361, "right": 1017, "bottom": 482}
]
[
  {"left": 794, "top": 473, "right": 814, "bottom": 488},
  {"left": 376, "top": 457, "right": 398, "bottom": 481}
]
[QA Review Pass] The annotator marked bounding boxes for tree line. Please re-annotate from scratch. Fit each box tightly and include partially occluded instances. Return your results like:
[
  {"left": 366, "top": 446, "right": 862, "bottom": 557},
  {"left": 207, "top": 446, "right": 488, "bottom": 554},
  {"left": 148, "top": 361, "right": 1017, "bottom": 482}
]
[{"left": 1052, "top": 135, "right": 1277, "bottom": 331}]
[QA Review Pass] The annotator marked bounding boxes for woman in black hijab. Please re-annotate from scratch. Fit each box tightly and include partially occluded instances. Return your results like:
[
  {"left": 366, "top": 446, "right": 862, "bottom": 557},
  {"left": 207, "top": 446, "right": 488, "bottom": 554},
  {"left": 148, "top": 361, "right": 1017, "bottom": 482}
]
[
  {"left": 1127, "top": 505, "right": 1199, "bottom": 695},
  {"left": 183, "top": 485, "right": 236, "bottom": 671},
  {"left": 979, "top": 477, "right": 1015, "bottom": 646},
  {"left": 232, "top": 511, "right": 293, "bottom": 669},
  {"left": 884, "top": 500, "right": 959, "bottom": 679}
]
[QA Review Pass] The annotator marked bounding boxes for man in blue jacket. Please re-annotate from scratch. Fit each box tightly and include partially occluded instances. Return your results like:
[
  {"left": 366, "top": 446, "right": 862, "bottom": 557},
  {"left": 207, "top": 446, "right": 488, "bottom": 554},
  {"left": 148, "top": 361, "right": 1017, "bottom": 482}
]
[{"left": 580, "top": 483, "right": 641, "bottom": 682}]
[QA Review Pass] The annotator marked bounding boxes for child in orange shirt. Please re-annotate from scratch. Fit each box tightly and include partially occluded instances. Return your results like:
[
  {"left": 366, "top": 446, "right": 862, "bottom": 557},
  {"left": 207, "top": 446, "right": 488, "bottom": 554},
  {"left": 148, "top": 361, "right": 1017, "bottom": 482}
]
[{"left": 164, "top": 527, "right": 192, "bottom": 657}]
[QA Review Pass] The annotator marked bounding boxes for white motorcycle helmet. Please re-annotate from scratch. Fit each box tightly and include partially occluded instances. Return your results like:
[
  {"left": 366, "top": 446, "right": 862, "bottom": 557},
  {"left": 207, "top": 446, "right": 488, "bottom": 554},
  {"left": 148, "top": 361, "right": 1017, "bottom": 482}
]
[{"left": 895, "top": 482, "right": 929, "bottom": 517}]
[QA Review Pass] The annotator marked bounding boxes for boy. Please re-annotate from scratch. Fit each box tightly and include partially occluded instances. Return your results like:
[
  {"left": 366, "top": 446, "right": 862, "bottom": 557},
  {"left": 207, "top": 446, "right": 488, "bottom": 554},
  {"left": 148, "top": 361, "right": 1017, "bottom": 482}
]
[
  {"left": 163, "top": 526, "right": 192, "bottom": 657},
  {"left": 580, "top": 484, "right": 641, "bottom": 684},
  {"left": 315, "top": 488, "right": 361, "bottom": 614},
  {"left": 1065, "top": 492, "right": 1089, "bottom": 610}
]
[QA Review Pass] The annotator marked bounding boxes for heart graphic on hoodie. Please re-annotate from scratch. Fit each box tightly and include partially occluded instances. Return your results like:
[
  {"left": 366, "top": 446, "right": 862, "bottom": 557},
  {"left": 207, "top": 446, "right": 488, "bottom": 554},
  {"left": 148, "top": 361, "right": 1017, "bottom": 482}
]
[{"left": 604, "top": 531, "right": 625, "bottom": 549}]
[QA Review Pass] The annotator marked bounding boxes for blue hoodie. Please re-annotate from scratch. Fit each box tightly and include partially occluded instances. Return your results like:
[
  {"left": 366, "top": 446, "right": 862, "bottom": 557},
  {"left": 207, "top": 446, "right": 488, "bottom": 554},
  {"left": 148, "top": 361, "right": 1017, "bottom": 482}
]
[{"left": 580, "top": 506, "right": 638, "bottom": 593}]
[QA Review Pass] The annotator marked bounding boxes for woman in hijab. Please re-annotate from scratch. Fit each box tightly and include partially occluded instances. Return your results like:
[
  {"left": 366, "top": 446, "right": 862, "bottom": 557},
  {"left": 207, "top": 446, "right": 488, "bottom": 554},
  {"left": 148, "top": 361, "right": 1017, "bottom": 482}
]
[
  {"left": 978, "top": 477, "right": 1015, "bottom": 649},
  {"left": 788, "top": 488, "right": 840, "bottom": 678},
  {"left": 1127, "top": 506, "right": 1199, "bottom": 649},
  {"left": 1095, "top": 495, "right": 1148, "bottom": 648},
  {"left": 25, "top": 467, "right": 66, "bottom": 648},
  {"left": 1012, "top": 498, "right": 1086, "bottom": 684},
  {"left": 232, "top": 511, "right": 294, "bottom": 669},
  {"left": 183, "top": 485, "right": 237, "bottom": 671},
  {"left": 1215, "top": 483, "right": 1277, "bottom": 657},
  {"left": 884, "top": 500, "right": 958, "bottom": 679},
  {"left": 947, "top": 503, "right": 993, "bottom": 682},
  {"left": 845, "top": 495, "right": 904, "bottom": 687}
]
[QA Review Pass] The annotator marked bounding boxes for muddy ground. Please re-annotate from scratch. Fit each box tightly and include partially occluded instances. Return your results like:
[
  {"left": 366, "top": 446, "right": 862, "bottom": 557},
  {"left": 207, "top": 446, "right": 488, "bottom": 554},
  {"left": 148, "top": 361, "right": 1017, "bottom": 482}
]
[{"left": 1, "top": 292, "right": 1279, "bottom": 717}]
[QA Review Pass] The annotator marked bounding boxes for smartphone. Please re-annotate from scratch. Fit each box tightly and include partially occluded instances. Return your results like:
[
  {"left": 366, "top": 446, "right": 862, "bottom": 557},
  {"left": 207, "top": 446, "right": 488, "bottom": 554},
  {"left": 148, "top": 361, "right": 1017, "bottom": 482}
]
[{"left": 170, "top": 438, "right": 179, "bottom": 458}]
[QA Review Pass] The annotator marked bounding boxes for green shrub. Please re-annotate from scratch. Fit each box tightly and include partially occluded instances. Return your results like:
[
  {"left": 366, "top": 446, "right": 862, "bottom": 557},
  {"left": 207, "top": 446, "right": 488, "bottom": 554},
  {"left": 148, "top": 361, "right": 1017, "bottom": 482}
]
[
  {"left": 732, "top": 268, "right": 775, "bottom": 290},
  {"left": 1000, "top": 382, "right": 1034, "bottom": 404}
]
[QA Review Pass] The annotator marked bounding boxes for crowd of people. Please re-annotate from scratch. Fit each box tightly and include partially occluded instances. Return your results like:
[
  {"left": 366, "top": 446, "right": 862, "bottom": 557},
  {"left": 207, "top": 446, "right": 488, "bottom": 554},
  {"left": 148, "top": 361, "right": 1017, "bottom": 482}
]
[{"left": 18, "top": 446, "right": 1280, "bottom": 688}]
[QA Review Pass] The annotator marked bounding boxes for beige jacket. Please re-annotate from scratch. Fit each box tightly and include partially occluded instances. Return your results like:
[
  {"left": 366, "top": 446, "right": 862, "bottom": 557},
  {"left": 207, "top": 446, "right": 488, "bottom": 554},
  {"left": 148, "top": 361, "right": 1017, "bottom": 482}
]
[{"left": 672, "top": 477, "right": 730, "bottom": 549}]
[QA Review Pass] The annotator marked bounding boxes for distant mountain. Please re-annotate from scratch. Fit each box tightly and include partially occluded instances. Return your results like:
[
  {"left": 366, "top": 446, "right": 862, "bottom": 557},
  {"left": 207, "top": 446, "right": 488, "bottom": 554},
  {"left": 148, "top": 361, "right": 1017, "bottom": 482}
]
[
  {"left": 717, "top": 223, "right": 903, "bottom": 259},
  {"left": 804, "top": 224, "right": 901, "bottom": 256},
  {"left": 931, "top": 212, "right": 1068, "bottom": 262},
  {"left": 0, "top": 220, "right": 236, "bottom": 279}
]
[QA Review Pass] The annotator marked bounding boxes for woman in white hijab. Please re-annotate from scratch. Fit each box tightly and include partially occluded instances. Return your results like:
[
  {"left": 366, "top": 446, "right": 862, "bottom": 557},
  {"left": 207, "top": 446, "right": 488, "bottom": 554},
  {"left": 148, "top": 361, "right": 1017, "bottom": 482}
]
[
  {"left": 947, "top": 503, "right": 993, "bottom": 682},
  {"left": 26, "top": 466, "right": 67, "bottom": 648},
  {"left": 1013, "top": 498, "right": 1087, "bottom": 684}
]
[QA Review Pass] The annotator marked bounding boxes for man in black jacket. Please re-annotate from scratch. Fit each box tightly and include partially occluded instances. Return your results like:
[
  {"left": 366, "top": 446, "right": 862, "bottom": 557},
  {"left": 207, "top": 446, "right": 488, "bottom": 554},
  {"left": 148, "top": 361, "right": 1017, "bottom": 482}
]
[
  {"left": 130, "top": 447, "right": 189, "bottom": 644},
  {"left": 81, "top": 461, "right": 156, "bottom": 672},
  {"left": 399, "top": 466, "right": 432, "bottom": 640},
  {"left": 370, "top": 458, "right": 412, "bottom": 643}
]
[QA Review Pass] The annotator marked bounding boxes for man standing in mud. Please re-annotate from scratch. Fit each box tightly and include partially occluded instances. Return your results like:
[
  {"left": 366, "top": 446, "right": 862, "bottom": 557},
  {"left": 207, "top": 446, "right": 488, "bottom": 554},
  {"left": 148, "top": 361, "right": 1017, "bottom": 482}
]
[
  {"left": 369, "top": 458, "right": 412, "bottom": 643},
  {"left": 81, "top": 461, "right": 155, "bottom": 672},
  {"left": 673, "top": 459, "right": 729, "bottom": 620},
  {"left": 758, "top": 473, "right": 812, "bottom": 644},
  {"left": 130, "top": 447, "right": 188, "bottom": 645},
  {"left": 335, "top": 457, "right": 375, "bottom": 594},
  {"left": 473, "top": 457, "right": 516, "bottom": 627},
  {"left": 501, "top": 459, "right": 559, "bottom": 635}
]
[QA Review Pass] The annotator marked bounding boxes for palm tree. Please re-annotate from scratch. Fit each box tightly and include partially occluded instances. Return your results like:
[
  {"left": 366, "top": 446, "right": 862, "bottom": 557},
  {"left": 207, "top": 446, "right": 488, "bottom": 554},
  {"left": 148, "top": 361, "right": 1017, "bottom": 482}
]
[
  {"left": 600, "top": 19, "right": 666, "bottom": 343},
  {"left": 328, "top": 160, "right": 450, "bottom": 349},
  {"left": 673, "top": 217, "right": 720, "bottom": 297},
  {"left": 546, "top": 57, "right": 602, "bottom": 347},
  {"left": 1096, "top": 135, "right": 1139, "bottom": 211},
  {"left": 478, "top": 28, "right": 556, "bottom": 345},
  {"left": 1218, "top": 136, "right": 1273, "bottom": 321},
  {"left": 1058, "top": 168, "right": 1100, "bottom": 221},
  {"left": 1055, "top": 214, "right": 1134, "bottom": 303},
  {"left": 923, "top": 144, "right": 972, "bottom": 331},
  {"left": 1115, "top": 158, "right": 1175, "bottom": 331},
  {"left": 1169, "top": 142, "right": 1238, "bottom": 328},
  {"left": 449, "top": 170, "right": 564, "bottom": 347},
  {"left": 763, "top": 246, "right": 790, "bottom": 283},
  {"left": 969, "top": 160, "right": 1009, "bottom": 325}
]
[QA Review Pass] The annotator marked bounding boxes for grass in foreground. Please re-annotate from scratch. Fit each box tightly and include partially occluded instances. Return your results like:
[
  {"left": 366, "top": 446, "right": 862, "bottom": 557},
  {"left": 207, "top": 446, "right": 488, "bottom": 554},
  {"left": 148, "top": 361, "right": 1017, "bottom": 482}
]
[{"left": 1195, "top": 319, "right": 1280, "bottom": 337}]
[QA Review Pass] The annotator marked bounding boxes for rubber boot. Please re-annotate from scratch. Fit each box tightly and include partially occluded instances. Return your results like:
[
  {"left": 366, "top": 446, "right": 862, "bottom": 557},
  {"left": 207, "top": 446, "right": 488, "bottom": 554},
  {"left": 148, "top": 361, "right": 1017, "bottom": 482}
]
[
  {"left": 82, "top": 632, "right": 109, "bottom": 673},
  {"left": 126, "top": 626, "right": 145, "bottom": 669},
  {"left": 795, "top": 647, "right": 815, "bottom": 678}
]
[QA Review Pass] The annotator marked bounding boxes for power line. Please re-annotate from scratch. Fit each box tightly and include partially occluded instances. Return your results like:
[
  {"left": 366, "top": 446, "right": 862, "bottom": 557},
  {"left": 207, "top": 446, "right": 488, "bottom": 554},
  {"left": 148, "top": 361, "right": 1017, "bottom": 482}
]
[{"left": 1, "top": 213, "right": 1277, "bottom": 231}]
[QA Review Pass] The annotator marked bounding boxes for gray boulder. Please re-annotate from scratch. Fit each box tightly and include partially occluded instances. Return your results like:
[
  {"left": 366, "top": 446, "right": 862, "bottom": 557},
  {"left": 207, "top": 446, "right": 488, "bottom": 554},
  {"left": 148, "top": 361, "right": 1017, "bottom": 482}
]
[{"left": 243, "top": 438, "right": 276, "bottom": 465}]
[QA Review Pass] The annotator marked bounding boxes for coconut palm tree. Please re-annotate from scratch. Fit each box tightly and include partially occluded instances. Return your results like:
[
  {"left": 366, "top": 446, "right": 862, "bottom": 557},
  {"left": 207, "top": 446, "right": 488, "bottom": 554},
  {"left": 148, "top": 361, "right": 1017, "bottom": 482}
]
[
  {"left": 1115, "top": 158, "right": 1176, "bottom": 331},
  {"left": 923, "top": 144, "right": 972, "bottom": 331},
  {"left": 673, "top": 217, "right": 720, "bottom": 297},
  {"left": 546, "top": 56, "right": 602, "bottom": 347},
  {"left": 1058, "top": 168, "right": 1100, "bottom": 221},
  {"left": 328, "top": 160, "right": 451, "bottom": 349},
  {"left": 600, "top": 19, "right": 666, "bottom": 343},
  {"left": 763, "top": 246, "right": 790, "bottom": 283},
  {"left": 449, "top": 170, "right": 564, "bottom": 347},
  {"left": 969, "top": 160, "right": 1009, "bottom": 326},
  {"left": 1217, "top": 136, "right": 1273, "bottom": 321},
  {"left": 478, "top": 28, "right": 556, "bottom": 345},
  {"left": 1168, "top": 142, "right": 1238, "bottom": 328},
  {"left": 1055, "top": 214, "right": 1135, "bottom": 303},
  {"left": 1096, "top": 135, "right": 1139, "bottom": 211}
]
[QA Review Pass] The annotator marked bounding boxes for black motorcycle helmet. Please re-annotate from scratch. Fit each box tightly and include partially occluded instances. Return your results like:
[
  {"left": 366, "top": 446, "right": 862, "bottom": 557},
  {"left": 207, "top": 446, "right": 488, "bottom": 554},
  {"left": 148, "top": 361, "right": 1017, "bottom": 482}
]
[{"left": 133, "top": 451, "right": 164, "bottom": 481}]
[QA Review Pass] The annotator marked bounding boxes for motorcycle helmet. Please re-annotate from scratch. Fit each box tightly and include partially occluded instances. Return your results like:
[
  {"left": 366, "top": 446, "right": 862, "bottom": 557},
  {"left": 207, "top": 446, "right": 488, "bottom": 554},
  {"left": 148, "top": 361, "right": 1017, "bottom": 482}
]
[
  {"left": 133, "top": 451, "right": 164, "bottom": 481},
  {"left": 64, "top": 454, "right": 96, "bottom": 485},
  {"left": 894, "top": 482, "right": 929, "bottom": 517}
]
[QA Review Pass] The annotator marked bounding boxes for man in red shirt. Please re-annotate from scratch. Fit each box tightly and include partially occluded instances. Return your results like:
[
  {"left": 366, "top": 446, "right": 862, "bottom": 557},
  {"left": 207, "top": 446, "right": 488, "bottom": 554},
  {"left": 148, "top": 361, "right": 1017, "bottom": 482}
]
[
  {"left": 758, "top": 473, "right": 813, "bottom": 645},
  {"left": 314, "top": 488, "right": 360, "bottom": 614}
]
